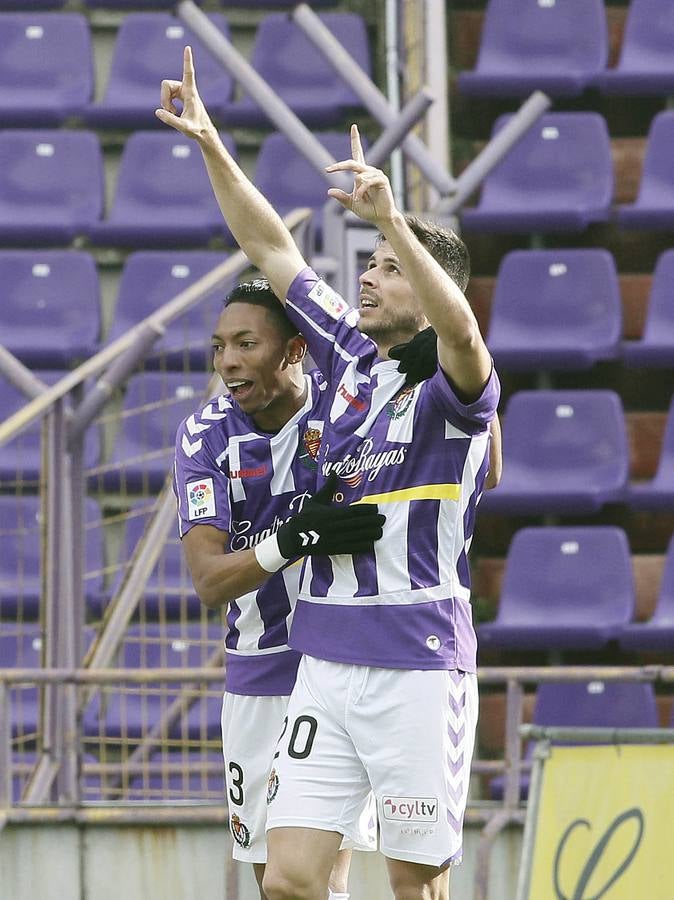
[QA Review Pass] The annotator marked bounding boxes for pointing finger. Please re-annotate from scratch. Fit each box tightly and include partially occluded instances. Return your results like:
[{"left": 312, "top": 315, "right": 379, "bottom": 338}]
[
  {"left": 350, "top": 124, "right": 366, "bottom": 165},
  {"left": 183, "top": 45, "right": 195, "bottom": 87}
]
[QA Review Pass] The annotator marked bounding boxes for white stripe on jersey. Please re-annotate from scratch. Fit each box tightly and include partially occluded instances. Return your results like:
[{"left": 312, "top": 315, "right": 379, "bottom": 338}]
[
  {"left": 215, "top": 432, "right": 259, "bottom": 502},
  {"left": 327, "top": 553, "right": 360, "bottom": 597},
  {"left": 225, "top": 645, "right": 291, "bottom": 657},
  {"left": 298, "top": 580, "right": 461, "bottom": 606},
  {"left": 373, "top": 500, "right": 413, "bottom": 593},
  {"left": 231, "top": 588, "right": 267, "bottom": 653},
  {"left": 270, "top": 426, "right": 298, "bottom": 495},
  {"left": 353, "top": 364, "right": 406, "bottom": 438},
  {"left": 287, "top": 301, "right": 370, "bottom": 378}
]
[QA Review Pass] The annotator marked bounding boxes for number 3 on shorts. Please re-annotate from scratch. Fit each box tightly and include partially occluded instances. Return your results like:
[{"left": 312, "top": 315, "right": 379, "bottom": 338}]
[
  {"left": 228, "top": 761, "right": 244, "bottom": 806},
  {"left": 274, "top": 714, "right": 318, "bottom": 761}
]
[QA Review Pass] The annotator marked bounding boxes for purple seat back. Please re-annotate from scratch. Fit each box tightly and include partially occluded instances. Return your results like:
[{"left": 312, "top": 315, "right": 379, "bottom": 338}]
[
  {"left": 89, "top": 13, "right": 233, "bottom": 127},
  {"left": 481, "top": 390, "right": 628, "bottom": 514},
  {"left": 0, "top": 13, "right": 92, "bottom": 125},
  {"left": 106, "top": 251, "right": 230, "bottom": 369},
  {"left": 597, "top": 0, "right": 674, "bottom": 93},
  {"left": 487, "top": 249, "right": 621, "bottom": 370},
  {"left": 496, "top": 526, "right": 634, "bottom": 630},
  {"left": 462, "top": 113, "right": 613, "bottom": 233},
  {"left": 0, "top": 130, "right": 103, "bottom": 245},
  {"left": 623, "top": 249, "right": 674, "bottom": 366},
  {"left": 460, "top": 0, "right": 607, "bottom": 96},
  {"left": 227, "top": 13, "right": 370, "bottom": 127},
  {"left": 534, "top": 681, "right": 658, "bottom": 730},
  {"left": 0, "top": 625, "right": 42, "bottom": 738},
  {"left": 621, "top": 112, "right": 674, "bottom": 221},
  {"left": 0, "top": 250, "right": 100, "bottom": 367}
]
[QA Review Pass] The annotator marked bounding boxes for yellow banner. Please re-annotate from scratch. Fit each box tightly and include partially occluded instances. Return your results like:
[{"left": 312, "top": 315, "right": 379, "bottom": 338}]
[{"left": 527, "top": 744, "right": 674, "bottom": 899}]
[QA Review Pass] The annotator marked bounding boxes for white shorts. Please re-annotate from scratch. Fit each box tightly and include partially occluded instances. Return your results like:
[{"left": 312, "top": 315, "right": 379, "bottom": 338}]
[
  {"left": 266, "top": 656, "right": 478, "bottom": 868},
  {"left": 221, "top": 692, "right": 376, "bottom": 863}
]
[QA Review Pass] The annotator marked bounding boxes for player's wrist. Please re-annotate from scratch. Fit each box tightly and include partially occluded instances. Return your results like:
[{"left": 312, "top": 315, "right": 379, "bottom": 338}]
[{"left": 254, "top": 533, "right": 289, "bottom": 573}]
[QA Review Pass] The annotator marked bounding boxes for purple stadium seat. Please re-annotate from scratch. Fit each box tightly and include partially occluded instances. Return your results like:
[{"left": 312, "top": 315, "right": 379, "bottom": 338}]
[
  {"left": 618, "top": 112, "right": 674, "bottom": 230},
  {"left": 89, "top": 131, "right": 235, "bottom": 248},
  {"left": 0, "top": 371, "right": 100, "bottom": 488},
  {"left": 490, "top": 681, "right": 658, "bottom": 800},
  {"left": 0, "top": 13, "right": 92, "bottom": 126},
  {"left": 458, "top": 0, "right": 607, "bottom": 98},
  {"left": 620, "top": 535, "right": 674, "bottom": 651},
  {"left": 82, "top": 623, "right": 224, "bottom": 741},
  {"left": 480, "top": 390, "right": 628, "bottom": 515},
  {"left": 0, "top": 0, "right": 65, "bottom": 8},
  {"left": 106, "top": 251, "right": 230, "bottom": 370},
  {"left": 461, "top": 113, "right": 613, "bottom": 234},
  {"left": 0, "top": 497, "right": 105, "bottom": 620},
  {"left": 487, "top": 249, "right": 621, "bottom": 370},
  {"left": 622, "top": 250, "right": 674, "bottom": 368},
  {"left": 0, "top": 130, "right": 103, "bottom": 246},
  {"left": 0, "top": 251, "right": 99, "bottom": 368},
  {"left": 85, "top": 14, "right": 233, "bottom": 129},
  {"left": 478, "top": 527, "right": 635, "bottom": 651},
  {"left": 595, "top": 0, "right": 674, "bottom": 95},
  {"left": 100, "top": 371, "right": 216, "bottom": 493},
  {"left": 223, "top": 13, "right": 370, "bottom": 127},
  {"left": 91, "top": 500, "right": 202, "bottom": 620},
  {"left": 627, "top": 397, "right": 674, "bottom": 510},
  {"left": 0, "top": 625, "right": 42, "bottom": 740},
  {"left": 84, "top": 0, "right": 181, "bottom": 8}
]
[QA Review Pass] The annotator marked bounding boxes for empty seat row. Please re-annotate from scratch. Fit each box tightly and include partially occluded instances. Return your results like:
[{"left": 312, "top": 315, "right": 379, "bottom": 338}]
[
  {"left": 0, "top": 11, "right": 368, "bottom": 128},
  {"left": 0, "top": 128, "right": 353, "bottom": 248},
  {"left": 460, "top": 0, "right": 674, "bottom": 98}
]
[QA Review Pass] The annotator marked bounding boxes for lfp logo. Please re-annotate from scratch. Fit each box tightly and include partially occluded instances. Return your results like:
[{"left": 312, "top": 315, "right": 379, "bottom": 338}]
[{"left": 187, "top": 477, "right": 216, "bottom": 520}]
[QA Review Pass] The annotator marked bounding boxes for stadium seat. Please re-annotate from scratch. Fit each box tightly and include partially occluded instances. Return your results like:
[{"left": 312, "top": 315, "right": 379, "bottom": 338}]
[
  {"left": 99, "top": 371, "right": 217, "bottom": 493},
  {"left": 0, "top": 625, "right": 43, "bottom": 740},
  {"left": 487, "top": 249, "right": 621, "bottom": 370},
  {"left": 0, "top": 496, "right": 105, "bottom": 620},
  {"left": 91, "top": 500, "right": 202, "bottom": 620},
  {"left": 480, "top": 390, "right": 628, "bottom": 515},
  {"left": 458, "top": 0, "right": 607, "bottom": 98},
  {"left": 622, "top": 250, "right": 674, "bottom": 367},
  {"left": 461, "top": 113, "right": 613, "bottom": 233},
  {"left": 85, "top": 13, "right": 233, "bottom": 129},
  {"left": 618, "top": 112, "right": 674, "bottom": 230},
  {"left": 88, "top": 132, "right": 235, "bottom": 248},
  {"left": 223, "top": 13, "right": 371, "bottom": 127},
  {"left": 106, "top": 251, "right": 230, "bottom": 370},
  {"left": 0, "top": 371, "right": 100, "bottom": 488},
  {"left": 0, "top": 250, "right": 100, "bottom": 368},
  {"left": 627, "top": 397, "right": 674, "bottom": 510},
  {"left": 595, "top": 0, "right": 674, "bottom": 95},
  {"left": 619, "top": 535, "right": 674, "bottom": 651},
  {"left": 254, "top": 130, "right": 368, "bottom": 246},
  {"left": 84, "top": 0, "right": 180, "bottom": 8},
  {"left": 490, "top": 680, "right": 658, "bottom": 800},
  {"left": 82, "top": 623, "right": 224, "bottom": 741},
  {"left": 0, "top": 130, "right": 103, "bottom": 246},
  {"left": 0, "top": 0, "right": 66, "bottom": 9},
  {"left": 478, "top": 527, "right": 635, "bottom": 651},
  {"left": 0, "top": 13, "right": 92, "bottom": 126}
]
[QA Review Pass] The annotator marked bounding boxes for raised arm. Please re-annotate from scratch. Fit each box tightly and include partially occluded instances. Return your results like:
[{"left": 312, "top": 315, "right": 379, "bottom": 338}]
[
  {"left": 326, "top": 126, "right": 493, "bottom": 401},
  {"left": 155, "top": 46, "right": 306, "bottom": 301}
]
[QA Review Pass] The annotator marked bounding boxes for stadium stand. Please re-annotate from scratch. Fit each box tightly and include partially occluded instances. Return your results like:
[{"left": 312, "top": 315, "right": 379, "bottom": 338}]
[
  {"left": 85, "top": 13, "right": 233, "bottom": 129},
  {"left": 477, "top": 526, "right": 635, "bottom": 651},
  {"left": 0, "top": 130, "right": 103, "bottom": 246},
  {"left": 627, "top": 396, "right": 674, "bottom": 510},
  {"left": 460, "top": 113, "right": 614, "bottom": 233},
  {"left": 222, "top": 12, "right": 370, "bottom": 127},
  {"left": 458, "top": 0, "right": 608, "bottom": 98},
  {"left": 0, "top": 250, "right": 100, "bottom": 369},
  {"left": 486, "top": 249, "right": 622, "bottom": 370},
  {"left": 479, "top": 390, "right": 629, "bottom": 515},
  {"left": 617, "top": 111, "right": 674, "bottom": 230},
  {"left": 105, "top": 250, "right": 231, "bottom": 370},
  {"left": 595, "top": 0, "right": 674, "bottom": 95},
  {"left": 0, "top": 12, "right": 93, "bottom": 126},
  {"left": 622, "top": 249, "right": 674, "bottom": 367},
  {"left": 619, "top": 533, "right": 674, "bottom": 651}
]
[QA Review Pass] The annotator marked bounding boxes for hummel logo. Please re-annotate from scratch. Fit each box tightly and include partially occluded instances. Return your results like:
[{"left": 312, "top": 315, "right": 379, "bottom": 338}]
[{"left": 299, "top": 530, "right": 320, "bottom": 547}]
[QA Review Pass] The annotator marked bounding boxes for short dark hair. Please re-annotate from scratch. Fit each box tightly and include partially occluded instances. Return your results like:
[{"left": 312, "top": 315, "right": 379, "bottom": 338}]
[
  {"left": 224, "top": 278, "right": 299, "bottom": 341},
  {"left": 377, "top": 216, "right": 471, "bottom": 292}
]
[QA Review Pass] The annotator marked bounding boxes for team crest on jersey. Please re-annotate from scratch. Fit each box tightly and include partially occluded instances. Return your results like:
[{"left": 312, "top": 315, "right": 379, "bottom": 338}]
[
  {"left": 187, "top": 477, "right": 216, "bottom": 520},
  {"left": 267, "top": 768, "right": 279, "bottom": 804},
  {"left": 386, "top": 386, "right": 416, "bottom": 420},
  {"left": 230, "top": 813, "right": 251, "bottom": 848},
  {"left": 298, "top": 427, "right": 322, "bottom": 472}
]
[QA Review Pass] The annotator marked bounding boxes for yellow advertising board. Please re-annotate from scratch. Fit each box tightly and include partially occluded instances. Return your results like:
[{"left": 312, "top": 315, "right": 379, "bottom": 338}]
[{"left": 522, "top": 744, "right": 674, "bottom": 899}]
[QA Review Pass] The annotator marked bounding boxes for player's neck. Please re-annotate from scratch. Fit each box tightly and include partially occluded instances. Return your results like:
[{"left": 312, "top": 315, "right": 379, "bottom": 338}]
[{"left": 251, "top": 376, "right": 308, "bottom": 433}]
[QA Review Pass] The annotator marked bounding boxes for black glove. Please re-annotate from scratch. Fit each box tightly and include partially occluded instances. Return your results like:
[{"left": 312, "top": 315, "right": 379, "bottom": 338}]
[
  {"left": 388, "top": 326, "right": 438, "bottom": 386},
  {"left": 255, "top": 473, "right": 386, "bottom": 572}
]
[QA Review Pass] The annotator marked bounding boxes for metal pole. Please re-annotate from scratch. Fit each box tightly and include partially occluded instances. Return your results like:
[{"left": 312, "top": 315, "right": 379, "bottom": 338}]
[
  {"left": 434, "top": 91, "right": 551, "bottom": 216},
  {"left": 0, "top": 683, "right": 11, "bottom": 809},
  {"left": 0, "top": 348, "right": 47, "bottom": 401},
  {"left": 291, "top": 2, "right": 455, "bottom": 196},
  {"left": 366, "top": 88, "right": 435, "bottom": 168},
  {"left": 385, "top": 0, "right": 404, "bottom": 204}
]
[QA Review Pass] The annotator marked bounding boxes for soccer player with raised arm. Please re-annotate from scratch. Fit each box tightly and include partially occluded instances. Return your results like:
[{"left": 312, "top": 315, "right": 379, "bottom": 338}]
[{"left": 160, "top": 47, "right": 500, "bottom": 900}]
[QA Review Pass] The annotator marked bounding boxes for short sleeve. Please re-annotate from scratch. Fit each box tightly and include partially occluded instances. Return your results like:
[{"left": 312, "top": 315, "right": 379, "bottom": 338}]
[{"left": 173, "top": 417, "right": 232, "bottom": 538}]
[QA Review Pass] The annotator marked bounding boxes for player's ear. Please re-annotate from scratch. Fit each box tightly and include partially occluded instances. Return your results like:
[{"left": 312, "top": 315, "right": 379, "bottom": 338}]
[{"left": 285, "top": 334, "right": 307, "bottom": 366}]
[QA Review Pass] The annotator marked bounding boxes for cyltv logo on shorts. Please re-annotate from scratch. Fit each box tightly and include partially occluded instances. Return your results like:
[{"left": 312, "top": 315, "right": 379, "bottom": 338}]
[{"left": 382, "top": 797, "right": 438, "bottom": 823}]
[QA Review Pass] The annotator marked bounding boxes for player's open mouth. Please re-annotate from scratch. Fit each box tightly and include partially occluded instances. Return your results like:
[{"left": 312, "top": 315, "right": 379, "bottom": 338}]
[
  {"left": 359, "top": 294, "right": 378, "bottom": 310},
  {"left": 226, "top": 380, "right": 254, "bottom": 401}
]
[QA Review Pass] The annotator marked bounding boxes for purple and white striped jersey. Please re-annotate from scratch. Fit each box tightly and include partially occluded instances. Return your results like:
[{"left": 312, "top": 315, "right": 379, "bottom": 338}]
[
  {"left": 173, "top": 371, "right": 328, "bottom": 696},
  {"left": 285, "top": 267, "right": 500, "bottom": 674}
]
